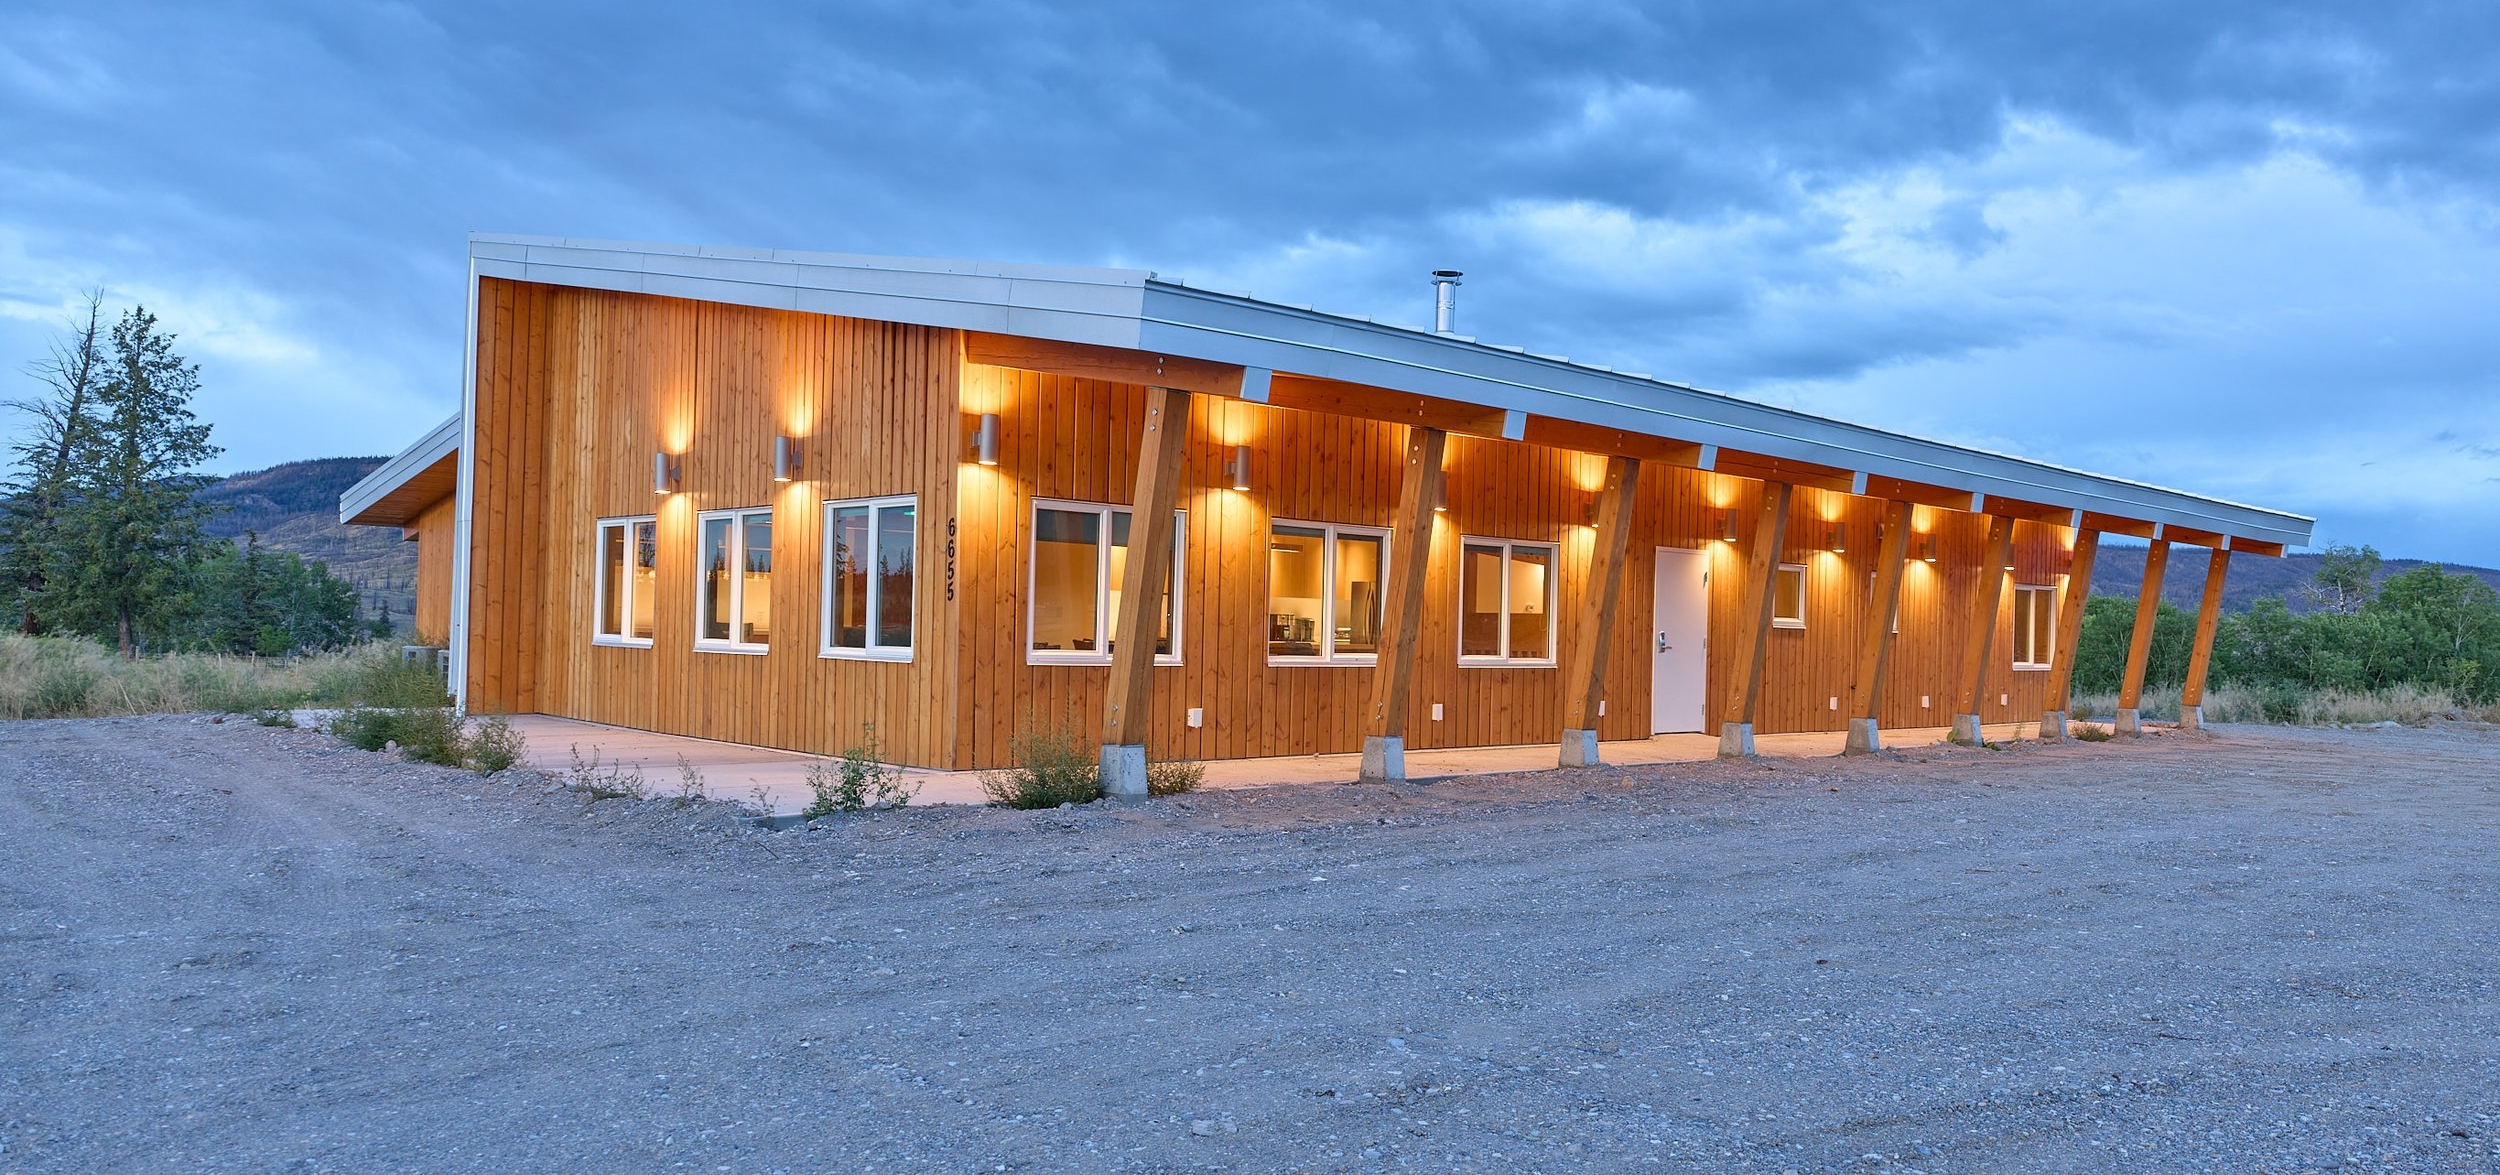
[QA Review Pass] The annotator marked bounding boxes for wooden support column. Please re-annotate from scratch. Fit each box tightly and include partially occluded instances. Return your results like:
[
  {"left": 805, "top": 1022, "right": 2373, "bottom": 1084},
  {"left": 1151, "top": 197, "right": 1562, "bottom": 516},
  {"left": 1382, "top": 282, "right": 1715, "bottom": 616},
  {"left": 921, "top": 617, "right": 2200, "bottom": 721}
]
[
  {"left": 2041, "top": 528, "right": 2101, "bottom": 739},
  {"left": 1717, "top": 481, "right": 1794, "bottom": 757},
  {"left": 2179, "top": 548, "right": 2232, "bottom": 732},
  {"left": 1359, "top": 426, "right": 1447, "bottom": 781},
  {"left": 1841, "top": 500, "right": 1913, "bottom": 755},
  {"left": 2115, "top": 540, "right": 2171, "bottom": 736},
  {"left": 1099, "top": 385, "right": 1192, "bottom": 798},
  {"left": 1560, "top": 456, "right": 1643, "bottom": 767},
  {"left": 1950, "top": 515, "right": 2017, "bottom": 745}
]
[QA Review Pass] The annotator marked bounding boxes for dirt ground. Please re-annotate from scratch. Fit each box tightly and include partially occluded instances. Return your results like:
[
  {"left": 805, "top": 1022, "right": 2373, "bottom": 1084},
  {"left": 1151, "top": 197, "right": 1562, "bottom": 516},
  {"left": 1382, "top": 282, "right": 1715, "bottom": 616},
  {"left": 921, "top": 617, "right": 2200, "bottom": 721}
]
[{"left": 3, "top": 716, "right": 2497, "bottom": 1174}]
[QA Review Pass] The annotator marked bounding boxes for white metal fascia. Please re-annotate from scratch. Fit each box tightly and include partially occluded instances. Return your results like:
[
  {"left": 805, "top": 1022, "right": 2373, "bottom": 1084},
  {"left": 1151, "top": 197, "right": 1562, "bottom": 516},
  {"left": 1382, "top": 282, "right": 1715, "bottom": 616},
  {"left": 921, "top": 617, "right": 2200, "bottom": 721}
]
[{"left": 338, "top": 412, "right": 461, "bottom": 524}]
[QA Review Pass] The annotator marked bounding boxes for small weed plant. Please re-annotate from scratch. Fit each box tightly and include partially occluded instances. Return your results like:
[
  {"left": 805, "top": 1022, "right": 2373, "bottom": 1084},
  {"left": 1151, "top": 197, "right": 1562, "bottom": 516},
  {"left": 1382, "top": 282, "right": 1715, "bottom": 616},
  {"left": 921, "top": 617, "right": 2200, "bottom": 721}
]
[
  {"left": 672, "top": 754, "right": 707, "bottom": 806},
  {"left": 564, "top": 744, "right": 649, "bottom": 802},
  {"left": 980, "top": 719, "right": 1102, "bottom": 809},
  {"left": 465, "top": 714, "right": 526, "bottom": 774},
  {"left": 254, "top": 707, "right": 296, "bottom": 728},
  {"left": 2072, "top": 724, "right": 2114, "bottom": 742},
  {"left": 1146, "top": 758, "right": 1205, "bottom": 797},
  {"left": 804, "top": 725, "right": 918, "bottom": 818}
]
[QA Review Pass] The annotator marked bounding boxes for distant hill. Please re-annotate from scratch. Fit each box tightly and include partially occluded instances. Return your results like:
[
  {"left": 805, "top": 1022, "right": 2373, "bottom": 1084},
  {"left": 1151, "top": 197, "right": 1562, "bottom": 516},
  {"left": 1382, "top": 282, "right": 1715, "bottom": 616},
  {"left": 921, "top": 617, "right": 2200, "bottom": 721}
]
[
  {"left": 2090, "top": 545, "right": 2500, "bottom": 613},
  {"left": 199, "top": 457, "right": 419, "bottom": 634}
]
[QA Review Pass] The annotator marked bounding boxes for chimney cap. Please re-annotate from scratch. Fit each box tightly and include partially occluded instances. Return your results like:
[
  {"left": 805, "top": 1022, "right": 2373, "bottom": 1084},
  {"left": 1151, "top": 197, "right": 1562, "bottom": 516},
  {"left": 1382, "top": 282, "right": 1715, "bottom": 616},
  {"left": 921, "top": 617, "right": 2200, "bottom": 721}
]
[{"left": 1431, "top": 269, "right": 1464, "bottom": 279}]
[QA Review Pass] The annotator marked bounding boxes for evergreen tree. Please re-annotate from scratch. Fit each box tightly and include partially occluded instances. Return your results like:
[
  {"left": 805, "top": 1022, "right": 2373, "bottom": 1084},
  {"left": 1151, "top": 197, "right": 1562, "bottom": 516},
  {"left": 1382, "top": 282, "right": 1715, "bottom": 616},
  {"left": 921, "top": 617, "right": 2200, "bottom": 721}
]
[
  {"left": 0, "top": 293, "right": 106, "bottom": 634},
  {"left": 48, "top": 306, "right": 223, "bottom": 656}
]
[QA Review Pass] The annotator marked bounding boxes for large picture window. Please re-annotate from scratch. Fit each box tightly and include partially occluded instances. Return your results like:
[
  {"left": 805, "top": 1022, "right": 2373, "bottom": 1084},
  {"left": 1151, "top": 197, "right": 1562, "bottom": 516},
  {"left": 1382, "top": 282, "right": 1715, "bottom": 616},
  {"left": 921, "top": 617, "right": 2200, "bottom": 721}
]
[
  {"left": 593, "top": 516, "right": 657, "bottom": 647},
  {"left": 696, "top": 507, "right": 772, "bottom": 653},
  {"left": 824, "top": 496, "right": 915, "bottom": 660},
  {"left": 1267, "top": 520, "right": 1389, "bottom": 663},
  {"left": 1772, "top": 563, "right": 1807, "bottom": 629},
  {"left": 2010, "top": 583, "right": 2055, "bottom": 669},
  {"left": 1459, "top": 538, "right": 1557, "bottom": 665},
  {"left": 1027, "top": 500, "right": 1183, "bottom": 665}
]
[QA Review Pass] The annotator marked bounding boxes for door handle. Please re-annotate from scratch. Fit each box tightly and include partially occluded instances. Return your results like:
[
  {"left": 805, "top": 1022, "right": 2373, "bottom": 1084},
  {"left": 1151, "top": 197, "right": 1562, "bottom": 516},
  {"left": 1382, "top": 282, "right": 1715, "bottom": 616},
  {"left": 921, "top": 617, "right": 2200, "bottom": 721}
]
[{"left": 1656, "top": 632, "right": 1669, "bottom": 652}]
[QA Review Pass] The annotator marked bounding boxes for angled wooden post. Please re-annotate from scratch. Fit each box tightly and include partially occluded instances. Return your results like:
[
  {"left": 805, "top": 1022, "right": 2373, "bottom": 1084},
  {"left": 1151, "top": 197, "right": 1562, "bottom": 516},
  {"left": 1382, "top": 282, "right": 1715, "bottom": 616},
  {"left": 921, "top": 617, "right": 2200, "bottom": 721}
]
[
  {"left": 1560, "top": 456, "right": 1642, "bottom": 766},
  {"left": 1099, "top": 385, "right": 1192, "bottom": 797},
  {"left": 1842, "top": 500, "right": 1912, "bottom": 755},
  {"left": 1718, "top": 481, "right": 1793, "bottom": 757},
  {"left": 2179, "top": 547, "right": 2232, "bottom": 732},
  {"left": 2042, "top": 527, "right": 2101, "bottom": 739},
  {"left": 1950, "top": 515, "right": 2017, "bottom": 745},
  {"left": 1360, "top": 426, "right": 1447, "bottom": 781},
  {"left": 2116, "top": 539, "right": 2171, "bottom": 736}
]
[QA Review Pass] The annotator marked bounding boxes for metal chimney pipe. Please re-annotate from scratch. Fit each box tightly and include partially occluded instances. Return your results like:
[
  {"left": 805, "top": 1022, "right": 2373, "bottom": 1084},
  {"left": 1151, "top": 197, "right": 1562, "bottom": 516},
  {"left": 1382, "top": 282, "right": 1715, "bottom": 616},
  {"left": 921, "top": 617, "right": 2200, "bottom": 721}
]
[{"left": 1431, "top": 270, "right": 1463, "bottom": 334}]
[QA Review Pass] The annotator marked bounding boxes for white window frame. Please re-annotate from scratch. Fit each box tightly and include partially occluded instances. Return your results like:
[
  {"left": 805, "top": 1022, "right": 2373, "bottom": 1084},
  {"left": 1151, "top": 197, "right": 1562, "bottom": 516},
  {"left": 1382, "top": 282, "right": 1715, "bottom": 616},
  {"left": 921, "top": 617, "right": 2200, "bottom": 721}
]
[
  {"left": 1456, "top": 536, "right": 1559, "bottom": 667},
  {"left": 2011, "top": 583, "right": 2056, "bottom": 670},
  {"left": 592, "top": 515, "right": 657, "bottom": 649},
  {"left": 694, "top": 505, "right": 773, "bottom": 655},
  {"left": 1025, "top": 498, "right": 1185, "bottom": 667},
  {"left": 1772, "top": 563, "right": 1808, "bottom": 629},
  {"left": 1265, "top": 519, "right": 1392, "bottom": 667},
  {"left": 820, "top": 495, "right": 917, "bottom": 663}
]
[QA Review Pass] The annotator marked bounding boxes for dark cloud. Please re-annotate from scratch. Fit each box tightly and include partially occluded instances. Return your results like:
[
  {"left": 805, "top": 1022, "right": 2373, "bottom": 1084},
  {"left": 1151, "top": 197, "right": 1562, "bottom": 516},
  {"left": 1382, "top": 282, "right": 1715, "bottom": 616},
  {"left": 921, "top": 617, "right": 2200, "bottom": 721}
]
[{"left": 1, "top": 0, "right": 2497, "bottom": 560}]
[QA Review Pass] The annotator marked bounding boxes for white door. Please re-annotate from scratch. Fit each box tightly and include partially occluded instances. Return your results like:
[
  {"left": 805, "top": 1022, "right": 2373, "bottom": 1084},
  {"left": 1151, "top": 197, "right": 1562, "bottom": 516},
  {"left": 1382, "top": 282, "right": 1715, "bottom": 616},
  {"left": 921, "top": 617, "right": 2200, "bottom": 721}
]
[{"left": 1652, "top": 547, "right": 1709, "bottom": 734}]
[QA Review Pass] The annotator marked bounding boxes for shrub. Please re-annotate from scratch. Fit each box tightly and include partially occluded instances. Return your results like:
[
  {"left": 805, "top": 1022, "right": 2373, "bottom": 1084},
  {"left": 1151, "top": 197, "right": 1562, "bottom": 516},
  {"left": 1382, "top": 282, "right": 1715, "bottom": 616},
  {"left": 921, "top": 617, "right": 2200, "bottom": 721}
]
[
  {"left": 392, "top": 706, "right": 467, "bottom": 767},
  {"left": 465, "top": 714, "right": 525, "bottom": 774},
  {"left": 671, "top": 754, "right": 707, "bottom": 806},
  {"left": 328, "top": 705, "right": 402, "bottom": 751},
  {"left": 2072, "top": 724, "right": 2113, "bottom": 742},
  {"left": 254, "top": 707, "right": 296, "bottom": 728},
  {"left": 805, "top": 725, "right": 918, "bottom": 817},
  {"left": 1146, "top": 758, "right": 1205, "bottom": 797},
  {"left": 563, "top": 744, "right": 648, "bottom": 801},
  {"left": 980, "top": 721, "right": 1102, "bottom": 809}
]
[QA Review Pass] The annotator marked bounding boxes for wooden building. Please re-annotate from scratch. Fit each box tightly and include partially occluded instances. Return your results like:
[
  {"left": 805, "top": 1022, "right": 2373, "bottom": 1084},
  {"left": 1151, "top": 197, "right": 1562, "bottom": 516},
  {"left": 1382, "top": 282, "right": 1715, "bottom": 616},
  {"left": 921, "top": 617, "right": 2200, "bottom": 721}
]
[{"left": 343, "top": 235, "right": 2313, "bottom": 791}]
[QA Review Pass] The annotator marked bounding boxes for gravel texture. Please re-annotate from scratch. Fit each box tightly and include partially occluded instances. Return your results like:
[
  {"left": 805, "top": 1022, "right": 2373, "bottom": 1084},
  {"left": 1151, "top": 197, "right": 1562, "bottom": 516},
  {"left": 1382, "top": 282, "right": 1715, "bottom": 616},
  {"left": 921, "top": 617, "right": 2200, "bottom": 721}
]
[{"left": 3, "top": 714, "right": 2498, "bottom": 1173}]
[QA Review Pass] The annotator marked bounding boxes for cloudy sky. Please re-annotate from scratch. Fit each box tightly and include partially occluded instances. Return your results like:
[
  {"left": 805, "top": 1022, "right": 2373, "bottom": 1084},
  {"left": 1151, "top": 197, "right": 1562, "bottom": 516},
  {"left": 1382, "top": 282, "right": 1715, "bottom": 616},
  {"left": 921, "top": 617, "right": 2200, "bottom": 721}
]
[{"left": 4, "top": 2, "right": 2496, "bottom": 562}]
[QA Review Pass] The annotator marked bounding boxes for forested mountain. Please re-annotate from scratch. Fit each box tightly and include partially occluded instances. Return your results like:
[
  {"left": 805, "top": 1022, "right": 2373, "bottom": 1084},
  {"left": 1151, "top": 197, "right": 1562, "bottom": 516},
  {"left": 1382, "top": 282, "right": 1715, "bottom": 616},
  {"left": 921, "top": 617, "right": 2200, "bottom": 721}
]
[
  {"left": 2089, "top": 544, "right": 2500, "bottom": 613},
  {"left": 198, "top": 457, "right": 418, "bottom": 634}
]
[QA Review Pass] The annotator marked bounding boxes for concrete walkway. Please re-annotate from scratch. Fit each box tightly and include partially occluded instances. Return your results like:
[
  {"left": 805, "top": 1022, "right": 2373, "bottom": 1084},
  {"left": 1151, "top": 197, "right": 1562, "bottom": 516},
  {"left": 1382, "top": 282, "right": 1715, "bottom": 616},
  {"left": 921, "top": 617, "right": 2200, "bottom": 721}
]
[{"left": 496, "top": 714, "right": 2049, "bottom": 815}]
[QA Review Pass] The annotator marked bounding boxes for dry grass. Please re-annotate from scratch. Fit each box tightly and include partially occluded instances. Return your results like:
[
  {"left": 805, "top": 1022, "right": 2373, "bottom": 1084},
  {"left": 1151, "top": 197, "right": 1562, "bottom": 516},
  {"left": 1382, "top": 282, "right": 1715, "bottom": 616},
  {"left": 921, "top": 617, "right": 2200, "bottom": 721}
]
[
  {"left": 2074, "top": 683, "right": 2500, "bottom": 727},
  {"left": 0, "top": 635, "right": 441, "bottom": 720}
]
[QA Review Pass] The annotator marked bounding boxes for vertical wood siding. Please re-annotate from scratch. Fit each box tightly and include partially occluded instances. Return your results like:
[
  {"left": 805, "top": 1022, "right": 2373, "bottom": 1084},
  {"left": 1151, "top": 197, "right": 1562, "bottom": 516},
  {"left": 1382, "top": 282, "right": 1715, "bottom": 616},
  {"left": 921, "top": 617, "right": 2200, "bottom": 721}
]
[
  {"left": 464, "top": 280, "right": 2073, "bottom": 770},
  {"left": 407, "top": 494, "right": 456, "bottom": 644}
]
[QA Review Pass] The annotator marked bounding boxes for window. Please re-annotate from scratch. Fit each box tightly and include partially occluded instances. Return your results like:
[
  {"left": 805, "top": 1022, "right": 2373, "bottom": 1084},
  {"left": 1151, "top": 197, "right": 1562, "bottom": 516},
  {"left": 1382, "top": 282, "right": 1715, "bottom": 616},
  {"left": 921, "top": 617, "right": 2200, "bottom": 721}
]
[
  {"left": 696, "top": 507, "right": 772, "bottom": 653},
  {"left": 1772, "top": 563, "right": 1807, "bottom": 629},
  {"left": 823, "top": 496, "right": 915, "bottom": 660},
  {"left": 593, "top": 516, "right": 658, "bottom": 647},
  {"left": 1027, "top": 500, "right": 1183, "bottom": 665},
  {"left": 2011, "top": 583, "right": 2056, "bottom": 669},
  {"left": 1268, "top": 520, "right": 1390, "bottom": 663},
  {"left": 1459, "top": 538, "right": 1557, "bottom": 664}
]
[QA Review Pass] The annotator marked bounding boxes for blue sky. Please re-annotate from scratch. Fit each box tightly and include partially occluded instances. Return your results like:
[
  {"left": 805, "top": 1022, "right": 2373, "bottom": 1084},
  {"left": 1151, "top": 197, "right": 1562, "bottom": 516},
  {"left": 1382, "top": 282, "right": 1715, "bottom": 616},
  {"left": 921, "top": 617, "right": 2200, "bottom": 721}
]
[{"left": 3, "top": 2, "right": 2496, "bottom": 563}]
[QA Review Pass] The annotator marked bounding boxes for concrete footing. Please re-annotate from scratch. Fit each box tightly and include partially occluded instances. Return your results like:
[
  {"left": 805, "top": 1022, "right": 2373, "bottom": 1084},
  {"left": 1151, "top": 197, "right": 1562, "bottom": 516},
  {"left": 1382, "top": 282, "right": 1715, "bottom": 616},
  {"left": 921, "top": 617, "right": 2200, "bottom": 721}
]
[
  {"left": 1558, "top": 729, "right": 1600, "bottom": 767},
  {"left": 1098, "top": 744, "right": 1148, "bottom": 800},
  {"left": 1950, "top": 713, "right": 1984, "bottom": 745},
  {"left": 2116, "top": 707, "right": 2143, "bottom": 736},
  {"left": 2178, "top": 704, "right": 2205, "bottom": 732},
  {"left": 1842, "top": 717, "right": 1881, "bottom": 756},
  {"left": 1717, "top": 722, "right": 1755, "bottom": 758},
  {"left": 1359, "top": 735, "right": 1405, "bottom": 781},
  {"left": 2041, "top": 709, "right": 2070, "bottom": 741}
]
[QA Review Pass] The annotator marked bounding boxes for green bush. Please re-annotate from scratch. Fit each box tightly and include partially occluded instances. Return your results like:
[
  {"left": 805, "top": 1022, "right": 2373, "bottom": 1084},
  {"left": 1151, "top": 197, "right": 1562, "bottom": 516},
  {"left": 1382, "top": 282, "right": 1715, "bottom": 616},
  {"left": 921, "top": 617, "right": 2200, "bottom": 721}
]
[
  {"left": 803, "top": 725, "right": 919, "bottom": 817},
  {"left": 465, "top": 714, "right": 526, "bottom": 774},
  {"left": 1146, "top": 758, "right": 1205, "bottom": 797},
  {"left": 980, "top": 721, "right": 1102, "bottom": 809}
]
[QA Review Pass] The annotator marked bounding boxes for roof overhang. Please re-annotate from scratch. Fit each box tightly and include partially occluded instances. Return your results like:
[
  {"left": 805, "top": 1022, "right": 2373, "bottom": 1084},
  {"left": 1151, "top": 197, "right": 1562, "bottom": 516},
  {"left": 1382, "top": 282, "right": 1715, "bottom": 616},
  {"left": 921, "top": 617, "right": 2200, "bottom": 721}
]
[
  {"left": 341, "top": 412, "right": 460, "bottom": 526},
  {"left": 465, "top": 233, "right": 2315, "bottom": 550}
]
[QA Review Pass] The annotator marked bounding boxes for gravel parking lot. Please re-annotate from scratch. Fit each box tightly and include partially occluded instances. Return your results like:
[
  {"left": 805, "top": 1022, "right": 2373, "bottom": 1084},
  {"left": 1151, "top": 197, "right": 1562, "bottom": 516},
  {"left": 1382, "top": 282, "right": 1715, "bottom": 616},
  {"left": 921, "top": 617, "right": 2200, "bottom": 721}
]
[{"left": 3, "top": 714, "right": 2497, "bottom": 1173}]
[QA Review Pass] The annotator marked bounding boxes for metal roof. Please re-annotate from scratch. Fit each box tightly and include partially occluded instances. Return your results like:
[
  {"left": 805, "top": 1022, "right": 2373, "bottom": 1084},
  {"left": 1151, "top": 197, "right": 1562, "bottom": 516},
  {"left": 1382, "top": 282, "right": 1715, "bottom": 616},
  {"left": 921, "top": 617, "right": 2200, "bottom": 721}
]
[
  {"left": 349, "top": 233, "right": 2317, "bottom": 547},
  {"left": 339, "top": 411, "right": 459, "bottom": 525}
]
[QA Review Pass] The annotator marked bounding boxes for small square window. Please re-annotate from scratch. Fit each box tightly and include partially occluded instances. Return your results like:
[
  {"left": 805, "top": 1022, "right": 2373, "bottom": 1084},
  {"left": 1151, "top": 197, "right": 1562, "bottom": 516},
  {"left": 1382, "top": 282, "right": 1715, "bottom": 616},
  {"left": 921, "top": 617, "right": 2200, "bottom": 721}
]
[
  {"left": 1772, "top": 563, "right": 1807, "bottom": 629},
  {"left": 593, "top": 516, "right": 657, "bottom": 648},
  {"left": 696, "top": 506, "right": 773, "bottom": 654},
  {"left": 824, "top": 496, "right": 916, "bottom": 661},
  {"left": 1028, "top": 499, "right": 1183, "bottom": 665},
  {"left": 1458, "top": 538, "right": 1558, "bottom": 665},
  {"left": 1267, "top": 519, "right": 1391, "bottom": 664}
]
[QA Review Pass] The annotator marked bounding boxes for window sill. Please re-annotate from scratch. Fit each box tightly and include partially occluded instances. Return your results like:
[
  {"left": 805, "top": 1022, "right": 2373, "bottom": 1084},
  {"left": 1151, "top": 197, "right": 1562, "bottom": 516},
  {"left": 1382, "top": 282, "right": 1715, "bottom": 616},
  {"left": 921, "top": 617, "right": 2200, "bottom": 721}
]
[
  {"left": 1458, "top": 658, "right": 1558, "bottom": 668},
  {"left": 592, "top": 636, "right": 654, "bottom": 649},
  {"left": 1026, "top": 655, "right": 1184, "bottom": 667},
  {"left": 822, "top": 648, "right": 914, "bottom": 663},
  {"left": 1267, "top": 656, "right": 1380, "bottom": 667},
  {"left": 693, "top": 642, "right": 770, "bottom": 656},
  {"left": 1771, "top": 620, "right": 1806, "bottom": 630},
  {"left": 2012, "top": 663, "right": 2053, "bottom": 672}
]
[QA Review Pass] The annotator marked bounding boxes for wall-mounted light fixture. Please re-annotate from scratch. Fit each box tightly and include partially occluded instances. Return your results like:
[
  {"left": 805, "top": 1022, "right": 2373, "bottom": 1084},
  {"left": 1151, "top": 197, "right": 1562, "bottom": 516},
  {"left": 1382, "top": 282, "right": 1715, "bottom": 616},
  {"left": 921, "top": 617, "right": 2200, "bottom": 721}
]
[
  {"left": 1581, "top": 499, "right": 1599, "bottom": 527},
  {"left": 772, "top": 435, "right": 800, "bottom": 483},
  {"left": 974, "top": 413, "right": 1001, "bottom": 466},
  {"left": 1919, "top": 535, "right": 1937, "bottom": 563},
  {"left": 1829, "top": 523, "right": 1848, "bottom": 553},
  {"left": 1229, "top": 444, "right": 1252, "bottom": 492},
  {"left": 1718, "top": 510, "right": 1740, "bottom": 543},
  {"left": 653, "top": 451, "right": 682, "bottom": 495},
  {"left": 1433, "top": 483, "right": 1449, "bottom": 513}
]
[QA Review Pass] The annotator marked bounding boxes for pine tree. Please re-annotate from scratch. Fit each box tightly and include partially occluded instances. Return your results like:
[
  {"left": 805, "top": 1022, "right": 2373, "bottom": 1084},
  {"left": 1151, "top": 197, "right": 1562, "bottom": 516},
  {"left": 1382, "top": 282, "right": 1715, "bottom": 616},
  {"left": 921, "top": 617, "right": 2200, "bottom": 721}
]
[
  {"left": 49, "top": 306, "right": 223, "bottom": 656},
  {"left": 0, "top": 293, "right": 107, "bottom": 634}
]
